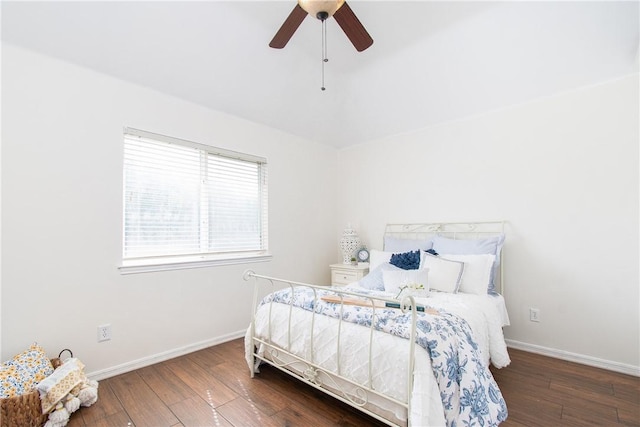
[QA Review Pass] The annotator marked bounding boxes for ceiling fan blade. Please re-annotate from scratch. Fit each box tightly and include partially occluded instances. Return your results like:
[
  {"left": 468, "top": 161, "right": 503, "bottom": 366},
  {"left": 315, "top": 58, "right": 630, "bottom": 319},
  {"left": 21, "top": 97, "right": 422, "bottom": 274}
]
[
  {"left": 333, "top": 2, "right": 373, "bottom": 52},
  {"left": 269, "top": 4, "right": 308, "bottom": 49}
]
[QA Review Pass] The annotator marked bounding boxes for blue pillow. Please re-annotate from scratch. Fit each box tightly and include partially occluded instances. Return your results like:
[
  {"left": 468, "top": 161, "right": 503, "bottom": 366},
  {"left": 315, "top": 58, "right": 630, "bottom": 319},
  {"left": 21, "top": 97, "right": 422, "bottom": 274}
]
[
  {"left": 432, "top": 234, "right": 505, "bottom": 293},
  {"left": 389, "top": 250, "right": 421, "bottom": 270},
  {"left": 356, "top": 263, "right": 403, "bottom": 291}
]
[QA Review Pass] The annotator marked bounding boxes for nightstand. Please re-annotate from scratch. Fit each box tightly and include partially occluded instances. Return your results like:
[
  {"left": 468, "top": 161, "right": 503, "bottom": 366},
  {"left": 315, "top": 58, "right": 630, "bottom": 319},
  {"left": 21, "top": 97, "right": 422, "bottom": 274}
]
[{"left": 330, "top": 263, "right": 369, "bottom": 286}]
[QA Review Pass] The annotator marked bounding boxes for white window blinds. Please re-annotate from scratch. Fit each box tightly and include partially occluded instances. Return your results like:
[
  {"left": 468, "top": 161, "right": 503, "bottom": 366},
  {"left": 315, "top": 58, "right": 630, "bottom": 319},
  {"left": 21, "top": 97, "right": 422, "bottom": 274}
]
[{"left": 123, "top": 128, "right": 268, "bottom": 265}]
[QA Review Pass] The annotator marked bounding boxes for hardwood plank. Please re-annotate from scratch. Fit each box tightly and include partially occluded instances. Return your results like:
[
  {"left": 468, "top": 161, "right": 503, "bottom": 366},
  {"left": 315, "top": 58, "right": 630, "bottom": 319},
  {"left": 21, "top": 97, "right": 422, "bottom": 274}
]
[
  {"left": 538, "top": 383, "right": 619, "bottom": 421},
  {"left": 215, "top": 396, "right": 283, "bottom": 427},
  {"left": 254, "top": 365, "right": 348, "bottom": 422},
  {"left": 270, "top": 403, "right": 345, "bottom": 427},
  {"left": 208, "top": 361, "right": 291, "bottom": 416},
  {"left": 185, "top": 347, "right": 227, "bottom": 372},
  {"left": 499, "top": 419, "right": 531, "bottom": 427},
  {"left": 553, "top": 360, "right": 638, "bottom": 387},
  {"left": 618, "top": 406, "right": 640, "bottom": 427},
  {"left": 257, "top": 364, "right": 386, "bottom": 426},
  {"left": 75, "top": 378, "right": 126, "bottom": 424},
  {"left": 340, "top": 407, "right": 390, "bottom": 427},
  {"left": 66, "top": 412, "right": 85, "bottom": 427},
  {"left": 82, "top": 410, "right": 135, "bottom": 427},
  {"left": 550, "top": 379, "right": 622, "bottom": 409},
  {"left": 492, "top": 368, "right": 550, "bottom": 396},
  {"left": 550, "top": 369, "right": 616, "bottom": 396},
  {"left": 616, "top": 401, "right": 640, "bottom": 424},
  {"left": 165, "top": 357, "right": 238, "bottom": 408},
  {"left": 500, "top": 393, "right": 563, "bottom": 426},
  {"left": 169, "top": 396, "right": 234, "bottom": 427},
  {"left": 615, "top": 380, "right": 640, "bottom": 404},
  {"left": 107, "top": 371, "right": 180, "bottom": 427},
  {"left": 210, "top": 337, "right": 245, "bottom": 360},
  {"left": 561, "top": 401, "right": 620, "bottom": 425},
  {"left": 137, "top": 362, "right": 195, "bottom": 406},
  {"left": 553, "top": 414, "right": 608, "bottom": 427}
]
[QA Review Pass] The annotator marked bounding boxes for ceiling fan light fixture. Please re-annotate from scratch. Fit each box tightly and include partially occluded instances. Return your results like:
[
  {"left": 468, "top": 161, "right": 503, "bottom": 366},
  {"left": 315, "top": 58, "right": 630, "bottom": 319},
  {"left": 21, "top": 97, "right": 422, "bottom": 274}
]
[{"left": 298, "top": 0, "right": 345, "bottom": 20}]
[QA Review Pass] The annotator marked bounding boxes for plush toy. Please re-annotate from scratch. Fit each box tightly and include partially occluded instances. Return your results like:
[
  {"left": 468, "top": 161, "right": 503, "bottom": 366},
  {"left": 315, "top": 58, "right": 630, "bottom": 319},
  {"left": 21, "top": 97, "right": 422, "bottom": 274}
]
[{"left": 37, "top": 358, "right": 99, "bottom": 427}]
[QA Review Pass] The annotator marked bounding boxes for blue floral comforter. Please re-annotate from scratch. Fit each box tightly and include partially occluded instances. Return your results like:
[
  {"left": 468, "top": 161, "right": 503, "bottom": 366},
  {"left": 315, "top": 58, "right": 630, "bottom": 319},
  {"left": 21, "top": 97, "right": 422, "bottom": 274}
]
[{"left": 261, "top": 287, "right": 507, "bottom": 427}]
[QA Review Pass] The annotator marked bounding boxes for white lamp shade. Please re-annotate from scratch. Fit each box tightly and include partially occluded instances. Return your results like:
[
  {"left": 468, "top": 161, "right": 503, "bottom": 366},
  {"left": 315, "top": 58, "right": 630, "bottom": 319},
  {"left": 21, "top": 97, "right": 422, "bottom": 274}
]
[{"left": 298, "top": 0, "right": 346, "bottom": 19}]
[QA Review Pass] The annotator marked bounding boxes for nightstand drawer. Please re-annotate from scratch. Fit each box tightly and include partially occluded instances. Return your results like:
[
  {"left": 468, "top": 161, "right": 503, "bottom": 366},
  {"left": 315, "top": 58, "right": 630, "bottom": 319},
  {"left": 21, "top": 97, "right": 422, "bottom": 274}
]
[
  {"left": 329, "top": 263, "right": 369, "bottom": 286},
  {"left": 331, "top": 270, "right": 359, "bottom": 285}
]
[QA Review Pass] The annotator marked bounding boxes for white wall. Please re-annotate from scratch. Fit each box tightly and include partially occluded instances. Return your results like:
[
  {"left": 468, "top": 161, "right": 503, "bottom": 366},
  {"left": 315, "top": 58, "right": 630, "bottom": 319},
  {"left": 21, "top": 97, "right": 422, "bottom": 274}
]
[
  {"left": 338, "top": 74, "right": 639, "bottom": 372},
  {"left": 1, "top": 44, "right": 339, "bottom": 375},
  {"left": 3, "top": 42, "right": 637, "bottom": 378}
]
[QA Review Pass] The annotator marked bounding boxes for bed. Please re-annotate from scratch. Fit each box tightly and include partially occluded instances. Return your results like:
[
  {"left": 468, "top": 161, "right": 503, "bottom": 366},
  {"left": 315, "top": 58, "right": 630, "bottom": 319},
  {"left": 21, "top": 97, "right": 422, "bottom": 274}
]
[{"left": 244, "top": 221, "right": 511, "bottom": 426}]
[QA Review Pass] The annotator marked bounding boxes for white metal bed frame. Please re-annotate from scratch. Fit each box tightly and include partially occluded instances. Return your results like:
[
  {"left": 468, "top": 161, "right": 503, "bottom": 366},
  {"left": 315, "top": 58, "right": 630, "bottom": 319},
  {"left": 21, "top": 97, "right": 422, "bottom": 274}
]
[
  {"left": 245, "top": 271, "right": 418, "bottom": 426},
  {"left": 245, "top": 220, "right": 506, "bottom": 427}
]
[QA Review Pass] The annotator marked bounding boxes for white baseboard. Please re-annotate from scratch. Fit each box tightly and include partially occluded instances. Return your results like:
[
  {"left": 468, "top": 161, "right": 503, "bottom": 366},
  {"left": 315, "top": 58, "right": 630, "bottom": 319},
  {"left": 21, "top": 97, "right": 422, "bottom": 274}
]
[
  {"left": 506, "top": 339, "right": 640, "bottom": 377},
  {"left": 86, "top": 334, "right": 639, "bottom": 381},
  {"left": 86, "top": 329, "right": 246, "bottom": 381}
]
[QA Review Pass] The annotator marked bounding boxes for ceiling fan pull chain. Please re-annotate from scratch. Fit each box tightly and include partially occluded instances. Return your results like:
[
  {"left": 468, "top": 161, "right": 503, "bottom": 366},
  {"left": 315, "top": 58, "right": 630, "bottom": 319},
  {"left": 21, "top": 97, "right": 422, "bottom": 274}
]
[{"left": 321, "top": 18, "right": 328, "bottom": 91}]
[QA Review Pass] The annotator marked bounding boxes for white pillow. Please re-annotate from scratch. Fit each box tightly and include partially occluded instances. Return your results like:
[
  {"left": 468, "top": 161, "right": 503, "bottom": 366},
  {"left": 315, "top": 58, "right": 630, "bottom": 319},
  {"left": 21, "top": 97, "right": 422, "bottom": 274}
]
[
  {"left": 356, "top": 263, "right": 403, "bottom": 291},
  {"left": 382, "top": 268, "right": 429, "bottom": 296},
  {"left": 369, "top": 249, "right": 394, "bottom": 270},
  {"left": 431, "top": 234, "right": 505, "bottom": 292},
  {"left": 419, "top": 252, "right": 464, "bottom": 293},
  {"left": 441, "top": 253, "right": 495, "bottom": 295}
]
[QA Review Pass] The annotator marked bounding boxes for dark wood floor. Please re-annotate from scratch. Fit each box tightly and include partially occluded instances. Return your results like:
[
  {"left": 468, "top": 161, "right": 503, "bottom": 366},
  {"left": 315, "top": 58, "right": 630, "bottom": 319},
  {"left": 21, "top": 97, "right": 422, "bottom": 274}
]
[
  {"left": 65, "top": 339, "right": 638, "bottom": 427},
  {"left": 490, "top": 349, "right": 639, "bottom": 426}
]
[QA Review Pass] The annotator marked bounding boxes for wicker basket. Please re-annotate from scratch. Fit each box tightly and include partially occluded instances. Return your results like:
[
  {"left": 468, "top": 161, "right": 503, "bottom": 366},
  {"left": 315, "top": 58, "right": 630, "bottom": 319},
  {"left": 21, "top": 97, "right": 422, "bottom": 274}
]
[
  {"left": 0, "top": 358, "right": 62, "bottom": 427},
  {"left": 0, "top": 389, "right": 48, "bottom": 427}
]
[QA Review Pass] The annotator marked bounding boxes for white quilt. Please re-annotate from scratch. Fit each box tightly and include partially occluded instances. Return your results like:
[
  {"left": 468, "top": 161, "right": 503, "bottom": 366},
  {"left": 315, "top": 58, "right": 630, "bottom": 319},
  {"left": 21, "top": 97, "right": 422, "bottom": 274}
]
[{"left": 245, "top": 287, "right": 510, "bottom": 427}]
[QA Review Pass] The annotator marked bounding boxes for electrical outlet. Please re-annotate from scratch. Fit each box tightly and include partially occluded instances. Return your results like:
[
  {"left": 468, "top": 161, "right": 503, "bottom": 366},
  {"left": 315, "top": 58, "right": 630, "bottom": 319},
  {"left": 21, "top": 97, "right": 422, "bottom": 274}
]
[
  {"left": 97, "top": 324, "right": 112, "bottom": 342},
  {"left": 529, "top": 308, "right": 540, "bottom": 322}
]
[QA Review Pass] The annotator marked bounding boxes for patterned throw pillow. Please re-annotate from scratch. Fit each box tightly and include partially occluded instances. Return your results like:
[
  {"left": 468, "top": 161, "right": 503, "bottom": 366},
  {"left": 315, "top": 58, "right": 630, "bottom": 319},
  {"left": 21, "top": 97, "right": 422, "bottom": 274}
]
[
  {"left": 0, "top": 343, "right": 54, "bottom": 398},
  {"left": 0, "top": 364, "right": 22, "bottom": 398},
  {"left": 9, "top": 343, "right": 54, "bottom": 383}
]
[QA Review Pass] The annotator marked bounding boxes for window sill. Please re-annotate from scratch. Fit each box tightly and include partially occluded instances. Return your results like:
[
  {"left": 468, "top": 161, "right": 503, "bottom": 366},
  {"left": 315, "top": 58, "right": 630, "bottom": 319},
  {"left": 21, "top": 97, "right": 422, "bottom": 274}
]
[{"left": 119, "top": 252, "right": 272, "bottom": 275}]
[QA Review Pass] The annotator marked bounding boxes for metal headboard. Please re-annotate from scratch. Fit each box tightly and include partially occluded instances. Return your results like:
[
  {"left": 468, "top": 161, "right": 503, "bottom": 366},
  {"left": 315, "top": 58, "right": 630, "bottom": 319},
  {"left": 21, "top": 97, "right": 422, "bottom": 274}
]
[{"left": 384, "top": 221, "right": 506, "bottom": 294}]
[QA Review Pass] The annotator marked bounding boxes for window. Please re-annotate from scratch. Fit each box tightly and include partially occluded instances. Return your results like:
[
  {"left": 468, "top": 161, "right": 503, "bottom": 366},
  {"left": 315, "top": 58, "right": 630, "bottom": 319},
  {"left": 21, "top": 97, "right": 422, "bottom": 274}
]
[{"left": 121, "top": 128, "right": 269, "bottom": 273}]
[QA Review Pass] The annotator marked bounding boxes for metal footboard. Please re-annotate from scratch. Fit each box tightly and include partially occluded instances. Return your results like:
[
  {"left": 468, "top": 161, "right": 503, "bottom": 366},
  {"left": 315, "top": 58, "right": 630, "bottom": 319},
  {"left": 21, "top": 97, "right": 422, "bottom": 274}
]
[{"left": 243, "top": 270, "right": 418, "bottom": 427}]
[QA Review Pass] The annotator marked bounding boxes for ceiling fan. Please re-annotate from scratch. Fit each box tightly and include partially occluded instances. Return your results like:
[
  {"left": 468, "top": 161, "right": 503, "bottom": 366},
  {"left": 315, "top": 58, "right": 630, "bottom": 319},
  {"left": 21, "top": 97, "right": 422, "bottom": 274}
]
[{"left": 269, "top": 0, "right": 373, "bottom": 52}]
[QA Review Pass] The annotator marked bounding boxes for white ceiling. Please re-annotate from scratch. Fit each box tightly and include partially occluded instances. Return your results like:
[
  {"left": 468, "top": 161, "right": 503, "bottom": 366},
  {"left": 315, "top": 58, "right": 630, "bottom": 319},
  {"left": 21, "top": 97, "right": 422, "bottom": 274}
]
[{"left": 2, "top": 1, "right": 638, "bottom": 148}]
